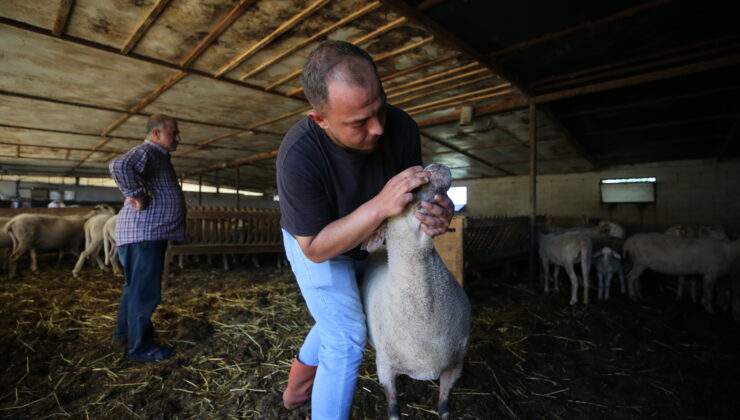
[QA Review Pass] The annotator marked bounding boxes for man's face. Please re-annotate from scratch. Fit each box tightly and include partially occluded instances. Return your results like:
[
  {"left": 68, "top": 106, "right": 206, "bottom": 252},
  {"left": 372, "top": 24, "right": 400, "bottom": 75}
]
[
  {"left": 309, "top": 73, "right": 386, "bottom": 153},
  {"left": 153, "top": 119, "right": 181, "bottom": 152}
]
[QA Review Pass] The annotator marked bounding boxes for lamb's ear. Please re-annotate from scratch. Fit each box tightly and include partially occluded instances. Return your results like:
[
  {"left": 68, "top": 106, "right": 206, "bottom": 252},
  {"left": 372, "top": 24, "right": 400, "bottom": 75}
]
[
  {"left": 361, "top": 223, "right": 387, "bottom": 252},
  {"left": 592, "top": 251, "right": 603, "bottom": 259},
  {"left": 614, "top": 252, "right": 622, "bottom": 260}
]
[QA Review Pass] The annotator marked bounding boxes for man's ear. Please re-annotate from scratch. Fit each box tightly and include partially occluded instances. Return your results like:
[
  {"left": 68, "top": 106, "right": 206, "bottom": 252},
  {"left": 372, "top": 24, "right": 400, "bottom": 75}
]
[{"left": 308, "top": 110, "right": 329, "bottom": 130}]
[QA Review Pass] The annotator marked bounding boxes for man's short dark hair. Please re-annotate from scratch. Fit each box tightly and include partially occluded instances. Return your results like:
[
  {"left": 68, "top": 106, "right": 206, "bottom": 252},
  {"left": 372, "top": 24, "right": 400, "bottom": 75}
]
[
  {"left": 301, "top": 40, "right": 380, "bottom": 110},
  {"left": 147, "top": 114, "right": 174, "bottom": 136}
]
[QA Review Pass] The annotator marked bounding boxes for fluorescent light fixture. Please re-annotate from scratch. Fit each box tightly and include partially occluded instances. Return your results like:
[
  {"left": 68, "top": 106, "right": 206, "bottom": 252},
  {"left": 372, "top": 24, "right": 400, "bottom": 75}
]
[
  {"left": 601, "top": 177, "right": 656, "bottom": 184},
  {"left": 448, "top": 186, "right": 467, "bottom": 211}
]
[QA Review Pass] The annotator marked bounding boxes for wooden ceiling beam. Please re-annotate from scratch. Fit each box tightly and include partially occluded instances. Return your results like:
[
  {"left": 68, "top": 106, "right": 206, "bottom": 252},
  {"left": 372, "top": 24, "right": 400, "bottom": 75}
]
[
  {"left": 73, "top": 70, "right": 188, "bottom": 169},
  {"left": 381, "top": 53, "right": 459, "bottom": 82},
  {"left": 415, "top": 0, "right": 449, "bottom": 11},
  {"left": 180, "top": 0, "right": 257, "bottom": 68},
  {"left": 51, "top": 0, "right": 74, "bottom": 37},
  {"left": 0, "top": 17, "right": 301, "bottom": 103},
  {"left": 391, "top": 74, "right": 494, "bottom": 106},
  {"left": 408, "top": 89, "right": 513, "bottom": 116},
  {"left": 264, "top": 16, "right": 407, "bottom": 92},
  {"left": 184, "top": 150, "right": 278, "bottom": 177},
  {"left": 405, "top": 85, "right": 511, "bottom": 113},
  {"left": 240, "top": 2, "right": 381, "bottom": 80},
  {"left": 175, "top": 106, "right": 311, "bottom": 157},
  {"left": 420, "top": 131, "right": 515, "bottom": 175},
  {"left": 121, "top": 0, "right": 170, "bottom": 54},
  {"left": 286, "top": 35, "right": 435, "bottom": 96},
  {"left": 215, "top": 0, "right": 330, "bottom": 78},
  {"left": 388, "top": 68, "right": 492, "bottom": 99},
  {"left": 385, "top": 62, "right": 480, "bottom": 93},
  {"left": 488, "top": 0, "right": 672, "bottom": 58}
]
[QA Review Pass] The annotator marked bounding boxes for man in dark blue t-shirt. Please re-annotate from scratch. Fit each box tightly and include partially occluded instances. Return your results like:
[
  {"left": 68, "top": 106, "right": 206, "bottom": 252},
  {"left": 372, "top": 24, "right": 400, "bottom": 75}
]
[{"left": 277, "top": 41, "right": 453, "bottom": 420}]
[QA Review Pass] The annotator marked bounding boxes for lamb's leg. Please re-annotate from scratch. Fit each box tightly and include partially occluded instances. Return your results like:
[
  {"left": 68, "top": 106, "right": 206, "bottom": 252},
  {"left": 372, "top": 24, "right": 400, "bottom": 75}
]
[
  {"left": 542, "top": 259, "right": 551, "bottom": 294},
  {"left": 222, "top": 254, "right": 230, "bottom": 271},
  {"left": 597, "top": 272, "right": 604, "bottom": 300},
  {"left": 377, "top": 365, "right": 400, "bottom": 420},
  {"left": 72, "top": 249, "right": 90, "bottom": 277},
  {"left": 32, "top": 248, "right": 40, "bottom": 273},
  {"left": 178, "top": 254, "right": 185, "bottom": 269},
  {"left": 627, "top": 264, "right": 646, "bottom": 299},
  {"left": 604, "top": 272, "right": 613, "bottom": 300},
  {"left": 54, "top": 249, "right": 63, "bottom": 269},
  {"left": 618, "top": 271, "right": 626, "bottom": 294},
  {"left": 251, "top": 254, "right": 261, "bottom": 268},
  {"left": 552, "top": 265, "right": 561, "bottom": 293},
  {"left": 564, "top": 264, "right": 579, "bottom": 305},
  {"left": 438, "top": 363, "right": 463, "bottom": 420}
]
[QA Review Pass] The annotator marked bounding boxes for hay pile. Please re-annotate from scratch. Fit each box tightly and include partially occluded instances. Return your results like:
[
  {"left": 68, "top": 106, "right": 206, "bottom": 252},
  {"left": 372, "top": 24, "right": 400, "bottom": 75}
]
[{"left": 1, "top": 263, "right": 738, "bottom": 419}]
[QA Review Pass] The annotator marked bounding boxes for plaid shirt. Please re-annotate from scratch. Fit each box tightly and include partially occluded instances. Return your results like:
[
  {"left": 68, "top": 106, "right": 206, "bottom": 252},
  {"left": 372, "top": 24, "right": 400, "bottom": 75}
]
[{"left": 109, "top": 140, "right": 186, "bottom": 245}]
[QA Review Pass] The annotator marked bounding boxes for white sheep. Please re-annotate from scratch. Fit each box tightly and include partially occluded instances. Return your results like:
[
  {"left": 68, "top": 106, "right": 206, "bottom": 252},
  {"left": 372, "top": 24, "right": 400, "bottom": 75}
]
[
  {"left": 563, "top": 220, "right": 625, "bottom": 239},
  {"left": 539, "top": 231, "right": 593, "bottom": 305},
  {"left": 361, "top": 164, "right": 470, "bottom": 420},
  {"left": 103, "top": 215, "right": 121, "bottom": 275},
  {"left": 5, "top": 205, "right": 115, "bottom": 278},
  {"left": 664, "top": 225, "right": 730, "bottom": 302},
  {"left": 72, "top": 213, "right": 116, "bottom": 277},
  {"left": 592, "top": 246, "right": 625, "bottom": 300},
  {"left": 0, "top": 217, "right": 13, "bottom": 272},
  {"left": 624, "top": 233, "right": 740, "bottom": 313}
]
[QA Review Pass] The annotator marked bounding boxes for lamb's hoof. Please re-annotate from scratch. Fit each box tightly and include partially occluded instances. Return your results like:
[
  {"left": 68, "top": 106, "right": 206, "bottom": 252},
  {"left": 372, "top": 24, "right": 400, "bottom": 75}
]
[{"left": 569, "top": 299, "right": 577, "bottom": 306}]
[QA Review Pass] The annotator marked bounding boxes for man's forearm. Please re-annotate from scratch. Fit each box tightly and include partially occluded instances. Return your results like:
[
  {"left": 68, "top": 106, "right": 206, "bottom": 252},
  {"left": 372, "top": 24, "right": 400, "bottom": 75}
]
[{"left": 297, "top": 197, "right": 386, "bottom": 263}]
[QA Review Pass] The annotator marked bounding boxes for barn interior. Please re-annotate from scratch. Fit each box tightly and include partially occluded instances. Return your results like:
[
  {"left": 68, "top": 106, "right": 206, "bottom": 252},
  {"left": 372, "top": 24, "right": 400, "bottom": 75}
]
[{"left": 1, "top": 0, "right": 739, "bottom": 419}]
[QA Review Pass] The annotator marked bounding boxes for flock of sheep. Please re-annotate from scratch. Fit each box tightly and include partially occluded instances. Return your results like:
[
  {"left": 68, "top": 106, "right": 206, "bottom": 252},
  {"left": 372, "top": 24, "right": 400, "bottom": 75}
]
[
  {"left": 0, "top": 205, "right": 120, "bottom": 279},
  {"left": 538, "top": 219, "right": 740, "bottom": 318}
]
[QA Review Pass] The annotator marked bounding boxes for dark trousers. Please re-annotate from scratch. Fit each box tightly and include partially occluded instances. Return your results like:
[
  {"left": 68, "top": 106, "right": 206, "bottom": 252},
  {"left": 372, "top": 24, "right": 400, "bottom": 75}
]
[{"left": 114, "top": 240, "right": 167, "bottom": 355}]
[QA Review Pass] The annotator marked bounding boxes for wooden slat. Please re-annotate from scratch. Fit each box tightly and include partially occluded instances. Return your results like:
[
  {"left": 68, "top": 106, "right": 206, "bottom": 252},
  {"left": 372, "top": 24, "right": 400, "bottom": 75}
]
[
  {"left": 120, "top": 0, "right": 171, "bottom": 55},
  {"left": 391, "top": 74, "right": 495, "bottom": 106},
  {"left": 385, "top": 62, "right": 480, "bottom": 93},
  {"left": 388, "top": 70, "right": 497, "bottom": 100},
  {"left": 381, "top": 53, "right": 459, "bottom": 82},
  {"left": 51, "top": 0, "right": 74, "bottom": 37},
  {"left": 215, "top": 0, "right": 330, "bottom": 77},
  {"left": 264, "top": 16, "right": 408, "bottom": 92},
  {"left": 239, "top": 2, "right": 382, "bottom": 80},
  {"left": 404, "top": 85, "right": 511, "bottom": 112},
  {"left": 407, "top": 89, "right": 513, "bottom": 115},
  {"left": 180, "top": 0, "right": 258, "bottom": 68}
]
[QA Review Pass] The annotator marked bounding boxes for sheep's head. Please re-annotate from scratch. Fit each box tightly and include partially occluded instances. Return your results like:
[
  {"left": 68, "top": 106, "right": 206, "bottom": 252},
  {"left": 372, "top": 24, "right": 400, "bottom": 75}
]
[
  {"left": 598, "top": 220, "right": 625, "bottom": 239},
  {"left": 412, "top": 163, "right": 452, "bottom": 214}
]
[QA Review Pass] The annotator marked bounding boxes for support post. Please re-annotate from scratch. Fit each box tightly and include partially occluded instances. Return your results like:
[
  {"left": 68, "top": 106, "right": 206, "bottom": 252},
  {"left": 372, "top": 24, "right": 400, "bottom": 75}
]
[
  {"left": 236, "top": 164, "right": 241, "bottom": 208},
  {"left": 198, "top": 174, "right": 202, "bottom": 206},
  {"left": 529, "top": 103, "right": 538, "bottom": 285}
]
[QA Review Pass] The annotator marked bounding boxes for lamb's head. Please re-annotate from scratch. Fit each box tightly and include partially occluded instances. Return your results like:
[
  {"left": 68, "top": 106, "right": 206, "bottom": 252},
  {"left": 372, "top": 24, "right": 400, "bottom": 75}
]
[
  {"left": 391, "top": 163, "right": 452, "bottom": 248},
  {"left": 361, "top": 164, "right": 452, "bottom": 253},
  {"left": 598, "top": 220, "right": 625, "bottom": 239}
]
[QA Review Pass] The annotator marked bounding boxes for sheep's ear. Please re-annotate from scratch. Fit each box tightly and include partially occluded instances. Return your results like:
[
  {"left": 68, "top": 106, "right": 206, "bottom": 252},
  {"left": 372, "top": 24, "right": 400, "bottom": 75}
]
[
  {"left": 614, "top": 252, "right": 622, "bottom": 260},
  {"left": 361, "top": 223, "right": 387, "bottom": 252},
  {"left": 592, "top": 251, "right": 602, "bottom": 258}
]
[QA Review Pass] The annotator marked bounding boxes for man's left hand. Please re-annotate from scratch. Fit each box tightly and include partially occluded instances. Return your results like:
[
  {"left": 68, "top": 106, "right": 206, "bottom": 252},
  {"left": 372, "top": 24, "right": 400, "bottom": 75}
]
[{"left": 416, "top": 194, "right": 454, "bottom": 237}]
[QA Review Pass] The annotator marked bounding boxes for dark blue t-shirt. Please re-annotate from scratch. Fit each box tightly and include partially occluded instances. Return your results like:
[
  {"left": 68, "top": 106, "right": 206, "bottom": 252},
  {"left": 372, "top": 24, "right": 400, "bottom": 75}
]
[{"left": 276, "top": 104, "right": 422, "bottom": 258}]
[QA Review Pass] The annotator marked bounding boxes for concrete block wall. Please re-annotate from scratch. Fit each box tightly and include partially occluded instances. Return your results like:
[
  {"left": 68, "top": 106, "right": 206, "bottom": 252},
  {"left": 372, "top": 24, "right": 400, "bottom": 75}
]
[{"left": 456, "top": 158, "right": 740, "bottom": 232}]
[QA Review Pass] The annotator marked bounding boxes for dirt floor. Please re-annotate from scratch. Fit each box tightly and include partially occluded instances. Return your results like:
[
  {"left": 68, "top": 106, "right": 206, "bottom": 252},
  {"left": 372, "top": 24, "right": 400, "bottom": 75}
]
[{"left": 1, "top": 258, "right": 739, "bottom": 419}]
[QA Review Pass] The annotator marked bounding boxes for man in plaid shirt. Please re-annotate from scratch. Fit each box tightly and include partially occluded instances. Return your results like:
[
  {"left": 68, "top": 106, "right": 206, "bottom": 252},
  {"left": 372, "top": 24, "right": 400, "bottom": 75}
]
[{"left": 109, "top": 114, "right": 186, "bottom": 362}]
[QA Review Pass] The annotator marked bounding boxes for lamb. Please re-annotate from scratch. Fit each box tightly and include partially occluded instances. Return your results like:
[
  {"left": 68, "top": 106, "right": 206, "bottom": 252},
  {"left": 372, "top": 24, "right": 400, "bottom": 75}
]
[
  {"left": 0, "top": 217, "right": 12, "bottom": 271},
  {"left": 361, "top": 164, "right": 470, "bottom": 420},
  {"left": 539, "top": 231, "right": 593, "bottom": 305},
  {"left": 566, "top": 220, "right": 625, "bottom": 239},
  {"left": 5, "top": 204, "right": 115, "bottom": 278},
  {"left": 624, "top": 233, "right": 740, "bottom": 313},
  {"left": 592, "top": 246, "right": 625, "bottom": 300},
  {"left": 103, "top": 215, "right": 121, "bottom": 275},
  {"left": 72, "top": 213, "right": 116, "bottom": 277}
]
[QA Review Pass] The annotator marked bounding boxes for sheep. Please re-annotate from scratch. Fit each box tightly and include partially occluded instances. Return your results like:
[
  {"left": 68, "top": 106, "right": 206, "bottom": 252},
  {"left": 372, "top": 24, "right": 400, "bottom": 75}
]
[
  {"left": 5, "top": 204, "right": 115, "bottom": 278},
  {"left": 624, "top": 233, "right": 740, "bottom": 313},
  {"left": 0, "top": 217, "right": 12, "bottom": 272},
  {"left": 539, "top": 231, "right": 593, "bottom": 305},
  {"left": 103, "top": 215, "right": 121, "bottom": 275},
  {"left": 664, "top": 225, "right": 730, "bottom": 302},
  {"left": 592, "top": 246, "right": 625, "bottom": 300},
  {"left": 72, "top": 213, "right": 115, "bottom": 277},
  {"left": 567, "top": 220, "right": 626, "bottom": 239},
  {"left": 361, "top": 164, "right": 470, "bottom": 420}
]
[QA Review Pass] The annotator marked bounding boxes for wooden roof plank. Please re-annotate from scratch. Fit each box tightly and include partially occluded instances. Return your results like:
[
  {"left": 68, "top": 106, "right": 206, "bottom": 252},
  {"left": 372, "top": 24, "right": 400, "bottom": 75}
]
[
  {"left": 120, "top": 0, "right": 171, "bottom": 55},
  {"left": 180, "top": 0, "right": 258, "bottom": 69},
  {"left": 239, "top": 1, "right": 382, "bottom": 80},
  {"left": 215, "top": 0, "right": 331, "bottom": 78},
  {"left": 51, "top": 0, "right": 74, "bottom": 37}
]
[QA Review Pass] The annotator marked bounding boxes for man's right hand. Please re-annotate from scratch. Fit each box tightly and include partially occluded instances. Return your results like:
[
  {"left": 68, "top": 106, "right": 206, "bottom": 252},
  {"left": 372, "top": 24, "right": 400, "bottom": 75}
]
[
  {"left": 373, "top": 165, "right": 431, "bottom": 219},
  {"left": 126, "top": 195, "right": 149, "bottom": 210}
]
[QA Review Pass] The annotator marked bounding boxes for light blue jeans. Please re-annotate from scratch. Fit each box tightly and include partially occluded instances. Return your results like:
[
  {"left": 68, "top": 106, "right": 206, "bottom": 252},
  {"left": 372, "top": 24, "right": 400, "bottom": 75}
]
[{"left": 282, "top": 230, "right": 366, "bottom": 420}]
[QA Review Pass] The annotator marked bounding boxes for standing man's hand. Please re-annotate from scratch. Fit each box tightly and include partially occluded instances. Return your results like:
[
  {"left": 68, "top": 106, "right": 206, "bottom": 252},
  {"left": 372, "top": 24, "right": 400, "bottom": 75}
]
[
  {"left": 126, "top": 195, "right": 149, "bottom": 210},
  {"left": 417, "top": 194, "right": 454, "bottom": 237}
]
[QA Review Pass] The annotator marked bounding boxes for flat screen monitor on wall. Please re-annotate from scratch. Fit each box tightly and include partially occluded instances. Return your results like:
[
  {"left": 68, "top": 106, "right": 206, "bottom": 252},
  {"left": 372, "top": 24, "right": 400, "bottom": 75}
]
[{"left": 600, "top": 177, "right": 656, "bottom": 204}]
